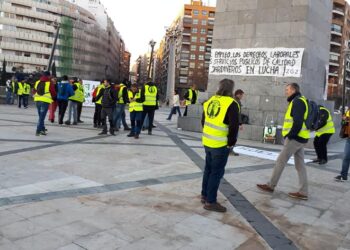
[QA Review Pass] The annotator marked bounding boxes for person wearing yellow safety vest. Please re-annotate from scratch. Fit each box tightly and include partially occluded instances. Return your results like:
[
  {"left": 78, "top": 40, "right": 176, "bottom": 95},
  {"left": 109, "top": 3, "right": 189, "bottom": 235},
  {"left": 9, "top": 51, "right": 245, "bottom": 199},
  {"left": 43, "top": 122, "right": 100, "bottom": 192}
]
[
  {"left": 10, "top": 77, "right": 18, "bottom": 105},
  {"left": 312, "top": 106, "right": 335, "bottom": 165},
  {"left": 257, "top": 83, "right": 310, "bottom": 201},
  {"left": 113, "top": 81, "right": 130, "bottom": 131},
  {"left": 127, "top": 84, "right": 145, "bottom": 139},
  {"left": 184, "top": 84, "right": 199, "bottom": 116},
  {"left": 92, "top": 80, "right": 105, "bottom": 128},
  {"left": 74, "top": 78, "right": 85, "bottom": 123},
  {"left": 96, "top": 79, "right": 117, "bottom": 136},
  {"left": 141, "top": 79, "right": 158, "bottom": 135},
  {"left": 22, "top": 77, "right": 31, "bottom": 109},
  {"left": 335, "top": 109, "right": 350, "bottom": 182},
  {"left": 65, "top": 78, "right": 83, "bottom": 125},
  {"left": 17, "top": 75, "right": 28, "bottom": 109},
  {"left": 33, "top": 71, "right": 56, "bottom": 136},
  {"left": 201, "top": 79, "right": 240, "bottom": 213}
]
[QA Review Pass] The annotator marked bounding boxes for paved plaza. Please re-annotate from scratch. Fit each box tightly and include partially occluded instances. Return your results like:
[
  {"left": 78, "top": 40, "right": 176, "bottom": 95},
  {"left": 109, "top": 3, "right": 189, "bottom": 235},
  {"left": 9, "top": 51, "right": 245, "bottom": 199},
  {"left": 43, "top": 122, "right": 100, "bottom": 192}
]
[{"left": 0, "top": 105, "right": 349, "bottom": 250}]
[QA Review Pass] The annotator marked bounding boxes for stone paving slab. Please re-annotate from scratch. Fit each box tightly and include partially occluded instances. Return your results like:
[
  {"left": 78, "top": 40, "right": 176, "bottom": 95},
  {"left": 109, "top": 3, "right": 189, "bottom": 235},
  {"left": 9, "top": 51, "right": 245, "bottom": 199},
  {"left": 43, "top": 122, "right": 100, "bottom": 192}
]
[{"left": 0, "top": 105, "right": 349, "bottom": 250}]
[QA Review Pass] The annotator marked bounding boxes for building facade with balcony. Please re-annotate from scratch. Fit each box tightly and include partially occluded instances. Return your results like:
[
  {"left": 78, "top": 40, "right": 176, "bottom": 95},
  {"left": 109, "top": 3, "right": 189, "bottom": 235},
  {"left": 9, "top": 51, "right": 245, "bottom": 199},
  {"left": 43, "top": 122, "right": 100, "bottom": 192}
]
[
  {"left": 157, "top": 0, "right": 215, "bottom": 94},
  {"left": 0, "top": 0, "right": 125, "bottom": 82},
  {"left": 328, "top": 0, "right": 350, "bottom": 107}
]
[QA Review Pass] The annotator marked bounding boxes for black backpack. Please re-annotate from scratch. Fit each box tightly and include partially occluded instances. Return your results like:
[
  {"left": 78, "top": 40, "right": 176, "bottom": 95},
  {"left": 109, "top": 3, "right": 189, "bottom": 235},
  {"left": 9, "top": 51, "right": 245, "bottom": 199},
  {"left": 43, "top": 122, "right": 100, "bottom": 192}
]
[
  {"left": 305, "top": 99, "right": 319, "bottom": 131},
  {"left": 36, "top": 81, "right": 46, "bottom": 96}
]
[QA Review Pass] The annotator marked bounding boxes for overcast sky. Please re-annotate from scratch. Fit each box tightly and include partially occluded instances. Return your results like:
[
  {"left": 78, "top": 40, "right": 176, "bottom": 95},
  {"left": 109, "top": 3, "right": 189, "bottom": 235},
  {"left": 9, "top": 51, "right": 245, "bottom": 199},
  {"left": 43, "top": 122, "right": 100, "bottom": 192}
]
[{"left": 100, "top": 0, "right": 217, "bottom": 64}]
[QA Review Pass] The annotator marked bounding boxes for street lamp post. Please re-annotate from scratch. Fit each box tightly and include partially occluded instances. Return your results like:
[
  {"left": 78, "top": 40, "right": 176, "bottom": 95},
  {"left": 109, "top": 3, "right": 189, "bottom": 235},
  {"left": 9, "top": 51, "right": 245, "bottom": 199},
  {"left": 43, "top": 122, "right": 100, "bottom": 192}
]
[
  {"left": 148, "top": 40, "right": 156, "bottom": 79},
  {"left": 47, "top": 20, "right": 60, "bottom": 73}
]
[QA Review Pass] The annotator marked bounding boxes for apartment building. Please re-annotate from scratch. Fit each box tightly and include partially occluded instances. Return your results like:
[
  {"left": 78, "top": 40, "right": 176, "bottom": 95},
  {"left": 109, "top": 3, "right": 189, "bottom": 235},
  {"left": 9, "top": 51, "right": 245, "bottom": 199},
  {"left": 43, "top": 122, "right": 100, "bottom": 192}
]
[
  {"left": 0, "top": 0, "right": 125, "bottom": 82},
  {"left": 158, "top": 0, "right": 215, "bottom": 93},
  {"left": 328, "top": 0, "right": 350, "bottom": 106}
]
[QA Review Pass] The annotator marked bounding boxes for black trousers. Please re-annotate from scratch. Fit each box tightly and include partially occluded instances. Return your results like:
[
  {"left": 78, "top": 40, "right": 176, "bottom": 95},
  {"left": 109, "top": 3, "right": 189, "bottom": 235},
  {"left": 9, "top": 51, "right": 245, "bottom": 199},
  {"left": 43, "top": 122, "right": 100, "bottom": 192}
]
[
  {"left": 18, "top": 95, "right": 24, "bottom": 108},
  {"left": 94, "top": 104, "right": 103, "bottom": 126},
  {"left": 314, "top": 133, "right": 333, "bottom": 161},
  {"left": 184, "top": 106, "right": 189, "bottom": 116},
  {"left": 77, "top": 102, "right": 83, "bottom": 121},
  {"left": 58, "top": 100, "right": 69, "bottom": 124},
  {"left": 101, "top": 107, "right": 114, "bottom": 133},
  {"left": 142, "top": 108, "right": 155, "bottom": 132}
]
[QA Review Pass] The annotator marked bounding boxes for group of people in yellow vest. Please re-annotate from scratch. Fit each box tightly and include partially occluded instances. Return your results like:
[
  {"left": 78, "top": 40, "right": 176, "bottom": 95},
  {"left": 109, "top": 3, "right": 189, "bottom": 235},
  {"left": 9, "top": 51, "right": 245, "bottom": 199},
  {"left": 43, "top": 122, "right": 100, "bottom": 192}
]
[
  {"left": 5, "top": 76, "right": 31, "bottom": 108},
  {"left": 92, "top": 79, "right": 160, "bottom": 138},
  {"left": 201, "top": 80, "right": 347, "bottom": 213}
]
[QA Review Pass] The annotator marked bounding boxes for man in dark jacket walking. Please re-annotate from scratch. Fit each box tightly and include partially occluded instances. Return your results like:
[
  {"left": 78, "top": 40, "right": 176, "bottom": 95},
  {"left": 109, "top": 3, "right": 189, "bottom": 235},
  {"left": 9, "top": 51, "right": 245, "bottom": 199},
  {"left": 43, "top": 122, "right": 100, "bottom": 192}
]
[
  {"left": 96, "top": 79, "right": 117, "bottom": 136},
  {"left": 257, "top": 83, "right": 310, "bottom": 200}
]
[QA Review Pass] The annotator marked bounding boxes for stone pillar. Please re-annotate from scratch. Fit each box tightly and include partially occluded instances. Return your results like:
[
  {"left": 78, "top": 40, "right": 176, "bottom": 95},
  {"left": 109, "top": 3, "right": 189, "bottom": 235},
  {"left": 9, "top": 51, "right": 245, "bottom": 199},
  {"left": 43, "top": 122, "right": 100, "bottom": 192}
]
[{"left": 179, "top": 0, "right": 335, "bottom": 142}]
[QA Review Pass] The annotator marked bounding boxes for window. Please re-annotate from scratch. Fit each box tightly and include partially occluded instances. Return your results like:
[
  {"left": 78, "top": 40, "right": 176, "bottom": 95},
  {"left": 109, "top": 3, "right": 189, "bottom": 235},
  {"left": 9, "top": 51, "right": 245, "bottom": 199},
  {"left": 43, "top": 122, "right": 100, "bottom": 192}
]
[
  {"left": 190, "top": 54, "right": 196, "bottom": 60},
  {"left": 208, "top": 20, "right": 214, "bottom": 25},
  {"left": 191, "top": 36, "right": 197, "bottom": 42},
  {"left": 189, "top": 62, "right": 195, "bottom": 68},
  {"left": 199, "top": 46, "right": 205, "bottom": 52},
  {"left": 15, "top": 51, "right": 22, "bottom": 56},
  {"left": 199, "top": 55, "right": 204, "bottom": 60},
  {"left": 193, "top": 19, "right": 198, "bottom": 25},
  {"left": 331, "top": 24, "right": 342, "bottom": 33},
  {"left": 202, "top": 10, "right": 207, "bottom": 15},
  {"left": 200, "top": 37, "right": 206, "bottom": 43},
  {"left": 188, "top": 70, "right": 193, "bottom": 76},
  {"left": 200, "top": 28, "right": 206, "bottom": 34},
  {"left": 191, "top": 45, "right": 197, "bottom": 51},
  {"left": 24, "top": 52, "right": 30, "bottom": 57},
  {"left": 193, "top": 10, "right": 199, "bottom": 15},
  {"left": 192, "top": 28, "right": 197, "bottom": 33},
  {"left": 209, "top": 12, "right": 215, "bottom": 17},
  {"left": 330, "top": 54, "right": 339, "bottom": 62},
  {"left": 198, "top": 62, "right": 204, "bottom": 68},
  {"left": 201, "top": 20, "right": 207, "bottom": 25}
]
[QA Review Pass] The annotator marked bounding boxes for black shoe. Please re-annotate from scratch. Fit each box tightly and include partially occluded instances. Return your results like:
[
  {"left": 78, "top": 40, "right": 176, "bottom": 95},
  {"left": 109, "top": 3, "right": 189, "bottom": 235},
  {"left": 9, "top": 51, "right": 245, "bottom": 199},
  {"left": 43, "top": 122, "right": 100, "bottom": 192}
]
[
  {"left": 35, "top": 132, "right": 40, "bottom": 136},
  {"left": 152, "top": 124, "right": 156, "bottom": 128},
  {"left": 114, "top": 128, "right": 119, "bottom": 132},
  {"left": 127, "top": 133, "right": 135, "bottom": 137},
  {"left": 312, "top": 158, "right": 320, "bottom": 163},
  {"left": 124, "top": 127, "right": 131, "bottom": 131},
  {"left": 93, "top": 124, "right": 98, "bottom": 128},
  {"left": 110, "top": 132, "right": 116, "bottom": 136},
  {"left": 72, "top": 122, "right": 78, "bottom": 125},
  {"left": 78, "top": 120, "right": 84, "bottom": 123},
  {"left": 98, "top": 131, "right": 107, "bottom": 135},
  {"left": 166, "top": 118, "right": 170, "bottom": 120},
  {"left": 335, "top": 175, "right": 348, "bottom": 182},
  {"left": 148, "top": 131, "right": 152, "bottom": 135},
  {"left": 40, "top": 131, "right": 47, "bottom": 136},
  {"left": 59, "top": 121, "right": 63, "bottom": 125},
  {"left": 134, "top": 134, "right": 139, "bottom": 139},
  {"left": 319, "top": 159, "right": 327, "bottom": 165},
  {"left": 50, "top": 119, "right": 54, "bottom": 123},
  {"left": 65, "top": 121, "right": 71, "bottom": 125}
]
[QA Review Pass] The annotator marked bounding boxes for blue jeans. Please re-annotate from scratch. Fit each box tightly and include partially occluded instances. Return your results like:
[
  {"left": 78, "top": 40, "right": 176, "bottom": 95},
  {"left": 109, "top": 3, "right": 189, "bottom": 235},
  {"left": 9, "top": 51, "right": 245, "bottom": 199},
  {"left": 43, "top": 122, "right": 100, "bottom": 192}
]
[
  {"left": 6, "top": 91, "right": 12, "bottom": 104},
  {"left": 201, "top": 146, "right": 230, "bottom": 203},
  {"left": 114, "top": 104, "right": 128, "bottom": 129},
  {"left": 130, "top": 111, "right": 142, "bottom": 135},
  {"left": 67, "top": 101, "right": 77, "bottom": 123},
  {"left": 341, "top": 138, "right": 350, "bottom": 178},
  {"left": 167, "top": 106, "right": 182, "bottom": 120},
  {"left": 36, "top": 101, "right": 49, "bottom": 133}
]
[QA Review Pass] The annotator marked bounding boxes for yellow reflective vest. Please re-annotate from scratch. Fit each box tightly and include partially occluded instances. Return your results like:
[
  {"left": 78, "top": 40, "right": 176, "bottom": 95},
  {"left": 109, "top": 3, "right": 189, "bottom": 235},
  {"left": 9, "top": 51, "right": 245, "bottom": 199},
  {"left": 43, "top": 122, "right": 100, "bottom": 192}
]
[
  {"left": 34, "top": 80, "right": 52, "bottom": 104},
  {"left": 69, "top": 82, "right": 84, "bottom": 103},
  {"left": 186, "top": 89, "right": 199, "bottom": 106},
  {"left": 17, "top": 82, "right": 24, "bottom": 95},
  {"left": 128, "top": 90, "right": 143, "bottom": 112},
  {"left": 23, "top": 83, "right": 31, "bottom": 95},
  {"left": 282, "top": 96, "right": 310, "bottom": 139},
  {"left": 315, "top": 107, "right": 335, "bottom": 137},
  {"left": 143, "top": 84, "right": 157, "bottom": 106},
  {"left": 118, "top": 84, "right": 126, "bottom": 104},
  {"left": 95, "top": 84, "right": 104, "bottom": 105},
  {"left": 202, "top": 95, "right": 240, "bottom": 148}
]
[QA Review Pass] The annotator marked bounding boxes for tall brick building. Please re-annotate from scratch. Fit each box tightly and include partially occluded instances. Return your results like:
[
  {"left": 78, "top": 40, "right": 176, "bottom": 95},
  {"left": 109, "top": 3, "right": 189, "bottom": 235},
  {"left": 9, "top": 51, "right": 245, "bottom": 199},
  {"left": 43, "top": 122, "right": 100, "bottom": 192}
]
[{"left": 157, "top": 0, "right": 215, "bottom": 95}]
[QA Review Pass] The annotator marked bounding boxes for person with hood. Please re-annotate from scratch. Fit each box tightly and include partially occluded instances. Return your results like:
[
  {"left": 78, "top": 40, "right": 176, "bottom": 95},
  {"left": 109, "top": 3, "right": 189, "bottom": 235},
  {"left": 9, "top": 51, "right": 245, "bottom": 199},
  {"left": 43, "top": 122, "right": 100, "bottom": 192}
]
[
  {"left": 141, "top": 78, "right": 159, "bottom": 135},
  {"left": 57, "top": 75, "right": 74, "bottom": 125},
  {"left": 33, "top": 71, "right": 56, "bottom": 136}
]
